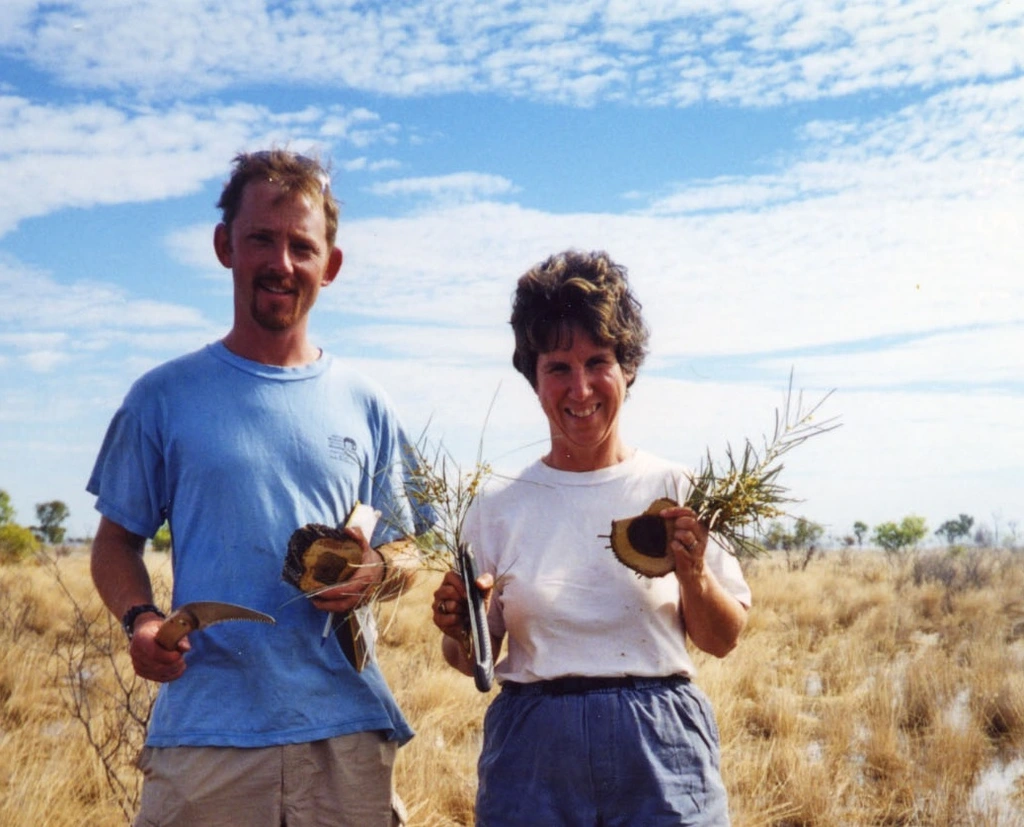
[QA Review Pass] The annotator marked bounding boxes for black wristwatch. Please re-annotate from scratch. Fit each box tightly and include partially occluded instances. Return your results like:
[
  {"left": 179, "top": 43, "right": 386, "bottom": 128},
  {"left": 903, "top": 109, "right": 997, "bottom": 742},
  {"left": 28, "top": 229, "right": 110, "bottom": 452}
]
[{"left": 121, "top": 603, "right": 165, "bottom": 640}]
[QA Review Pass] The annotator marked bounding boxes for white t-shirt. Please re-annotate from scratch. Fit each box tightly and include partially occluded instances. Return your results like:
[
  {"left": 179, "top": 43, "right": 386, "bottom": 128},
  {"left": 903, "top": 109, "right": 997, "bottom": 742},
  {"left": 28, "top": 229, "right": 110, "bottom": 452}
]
[{"left": 462, "top": 450, "right": 752, "bottom": 684}]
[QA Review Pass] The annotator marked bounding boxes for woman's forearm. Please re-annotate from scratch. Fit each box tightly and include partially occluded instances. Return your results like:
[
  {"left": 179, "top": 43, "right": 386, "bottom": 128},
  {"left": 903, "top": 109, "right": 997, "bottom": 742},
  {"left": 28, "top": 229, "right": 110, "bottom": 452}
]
[{"left": 678, "top": 567, "right": 748, "bottom": 657}]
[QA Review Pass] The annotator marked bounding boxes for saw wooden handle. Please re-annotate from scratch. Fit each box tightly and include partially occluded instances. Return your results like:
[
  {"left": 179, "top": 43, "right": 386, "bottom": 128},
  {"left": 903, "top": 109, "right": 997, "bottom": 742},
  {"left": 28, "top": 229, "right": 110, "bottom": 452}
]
[{"left": 155, "top": 608, "right": 198, "bottom": 650}]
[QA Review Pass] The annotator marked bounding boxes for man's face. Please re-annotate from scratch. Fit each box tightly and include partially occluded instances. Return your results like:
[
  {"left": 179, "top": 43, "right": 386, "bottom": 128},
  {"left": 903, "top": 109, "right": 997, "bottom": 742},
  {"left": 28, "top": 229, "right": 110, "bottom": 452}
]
[{"left": 215, "top": 180, "right": 341, "bottom": 333}]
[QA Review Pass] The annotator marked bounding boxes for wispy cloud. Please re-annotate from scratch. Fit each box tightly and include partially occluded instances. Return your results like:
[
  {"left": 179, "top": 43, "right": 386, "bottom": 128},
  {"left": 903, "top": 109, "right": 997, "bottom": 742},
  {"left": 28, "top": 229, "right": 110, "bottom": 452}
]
[
  {"left": 367, "top": 172, "right": 518, "bottom": 201},
  {"left": 341, "top": 156, "right": 402, "bottom": 173},
  {"left": 0, "top": 255, "right": 216, "bottom": 379},
  {"left": 0, "top": 97, "right": 398, "bottom": 236},
  {"left": 3, "top": 2, "right": 1021, "bottom": 105}
]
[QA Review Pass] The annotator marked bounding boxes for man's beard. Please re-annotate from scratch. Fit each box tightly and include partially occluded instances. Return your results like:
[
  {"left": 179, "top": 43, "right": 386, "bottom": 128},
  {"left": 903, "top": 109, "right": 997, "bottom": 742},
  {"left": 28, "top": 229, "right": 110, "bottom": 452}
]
[
  {"left": 252, "top": 301, "right": 298, "bottom": 330},
  {"left": 249, "top": 279, "right": 312, "bottom": 330}
]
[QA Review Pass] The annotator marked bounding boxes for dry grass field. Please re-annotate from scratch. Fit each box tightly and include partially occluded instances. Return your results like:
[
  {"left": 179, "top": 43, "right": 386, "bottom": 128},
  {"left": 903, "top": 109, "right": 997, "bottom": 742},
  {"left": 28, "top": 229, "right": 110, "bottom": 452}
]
[{"left": 3, "top": 547, "right": 1024, "bottom": 826}]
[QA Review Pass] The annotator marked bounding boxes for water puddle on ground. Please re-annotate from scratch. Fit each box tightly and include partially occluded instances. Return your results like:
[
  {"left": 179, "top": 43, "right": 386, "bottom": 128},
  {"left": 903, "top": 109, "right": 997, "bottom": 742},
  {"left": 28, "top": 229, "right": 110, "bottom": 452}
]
[{"left": 969, "top": 757, "right": 1024, "bottom": 825}]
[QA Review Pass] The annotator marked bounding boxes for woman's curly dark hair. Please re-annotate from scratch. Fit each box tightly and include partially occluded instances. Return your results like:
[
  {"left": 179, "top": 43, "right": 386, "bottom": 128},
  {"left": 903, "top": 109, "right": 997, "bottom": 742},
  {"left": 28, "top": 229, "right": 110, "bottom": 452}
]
[{"left": 510, "top": 250, "right": 649, "bottom": 389}]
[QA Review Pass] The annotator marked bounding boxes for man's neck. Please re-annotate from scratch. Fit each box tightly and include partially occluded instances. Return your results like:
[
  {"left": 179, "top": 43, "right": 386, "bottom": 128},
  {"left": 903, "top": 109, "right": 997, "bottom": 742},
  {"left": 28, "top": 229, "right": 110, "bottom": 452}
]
[{"left": 221, "top": 328, "right": 321, "bottom": 367}]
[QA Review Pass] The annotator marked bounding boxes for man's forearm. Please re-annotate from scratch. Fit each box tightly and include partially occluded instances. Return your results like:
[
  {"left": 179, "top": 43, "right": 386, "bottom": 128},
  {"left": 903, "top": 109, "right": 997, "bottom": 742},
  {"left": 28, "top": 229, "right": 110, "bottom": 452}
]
[
  {"left": 91, "top": 517, "right": 154, "bottom": 620},
  {"left": 371, "top": 537, "right": 421, "bottom": 603}
]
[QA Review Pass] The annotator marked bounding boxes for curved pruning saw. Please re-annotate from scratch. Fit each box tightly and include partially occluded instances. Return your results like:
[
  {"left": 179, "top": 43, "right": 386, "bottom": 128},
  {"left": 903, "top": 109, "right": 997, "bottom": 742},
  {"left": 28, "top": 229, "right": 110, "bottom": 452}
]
[
  {"left": 155, "top": 601, "right": 275, "bottom": 650},
  {"left": 457, "top": 542, "right": 494, "bottom": 692}
]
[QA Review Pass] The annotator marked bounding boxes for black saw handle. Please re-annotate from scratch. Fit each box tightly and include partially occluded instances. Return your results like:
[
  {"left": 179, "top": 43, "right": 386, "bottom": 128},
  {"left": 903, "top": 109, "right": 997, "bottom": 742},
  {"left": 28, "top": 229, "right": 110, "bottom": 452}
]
[{"left": 457, "top": 542, "right": 494, "bottom": 692}]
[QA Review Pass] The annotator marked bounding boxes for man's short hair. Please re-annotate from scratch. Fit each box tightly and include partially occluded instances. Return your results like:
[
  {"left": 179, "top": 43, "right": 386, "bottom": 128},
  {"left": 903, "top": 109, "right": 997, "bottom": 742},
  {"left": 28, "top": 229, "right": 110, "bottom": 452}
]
[
  {"left": 510, "top": 249, "right": 650, "bottom": 389},
  {"left": 217, "top": 149, "right": 340, "bottom": 247}
]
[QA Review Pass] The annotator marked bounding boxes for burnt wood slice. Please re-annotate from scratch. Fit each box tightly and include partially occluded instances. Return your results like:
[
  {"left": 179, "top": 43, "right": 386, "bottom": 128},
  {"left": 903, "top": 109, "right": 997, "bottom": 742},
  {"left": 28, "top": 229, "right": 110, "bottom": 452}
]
[
  {"left": 609, "top": 497, "right": 679, "bottom": 577},
  {"left": 283, "top": 524, "right": 364, "bottom": 593}
]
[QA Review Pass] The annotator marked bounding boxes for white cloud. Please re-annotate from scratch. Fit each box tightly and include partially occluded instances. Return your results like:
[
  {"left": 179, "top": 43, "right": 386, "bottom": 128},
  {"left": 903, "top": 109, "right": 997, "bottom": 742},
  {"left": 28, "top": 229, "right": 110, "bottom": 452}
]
[
  {"left": 23, "top": 350, "right": 69, "bottom": 372},
  {"left": 341, "top": 157, "right": 402, "bottom": 173},
  {"left": 367, "top": 172, "right": 518, "bottom": 201},
  {"left": 0, "top": 97, "right": 399, "bottom": 236},
  {"left": 763, "top": 325, "right": 1023, "bottom": 391},
  {"left": 0, "top": 0, "right": 36, "bottom": 48},
  {"left": 325, "top": 164, "right": 1021, "bottom": 364},
  {"left": 0, "top": 255, "right": 217, "bottom": 378},
  {"left": 320, "top": 109, "right": 401, "bottom": 148},
  {"left": 3, "top": 2, "right": 1021, "bottom": 105},
  {"left": 165, "top": 223, "right": 220, "bottom": 274}
]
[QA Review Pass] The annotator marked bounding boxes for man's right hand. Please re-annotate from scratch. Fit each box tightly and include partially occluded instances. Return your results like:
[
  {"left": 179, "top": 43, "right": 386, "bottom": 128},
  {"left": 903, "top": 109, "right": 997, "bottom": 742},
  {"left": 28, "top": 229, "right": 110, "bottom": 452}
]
[{"left": 130, "top": 616, "right": 189, "bottom": 682}]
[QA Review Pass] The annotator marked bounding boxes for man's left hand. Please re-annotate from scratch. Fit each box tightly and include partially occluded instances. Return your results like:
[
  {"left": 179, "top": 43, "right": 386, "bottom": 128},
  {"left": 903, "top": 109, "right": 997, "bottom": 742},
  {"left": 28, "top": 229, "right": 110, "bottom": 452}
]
[{"left": 310, "top": 527, "right": 384, "bottom": 614}]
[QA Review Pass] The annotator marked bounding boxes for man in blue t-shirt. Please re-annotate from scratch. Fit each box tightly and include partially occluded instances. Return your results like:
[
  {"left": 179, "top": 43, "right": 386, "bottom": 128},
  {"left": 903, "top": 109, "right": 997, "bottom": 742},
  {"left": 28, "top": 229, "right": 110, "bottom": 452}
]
[{"left": 88, "top": 149, "right": 429, "bottom": 826}]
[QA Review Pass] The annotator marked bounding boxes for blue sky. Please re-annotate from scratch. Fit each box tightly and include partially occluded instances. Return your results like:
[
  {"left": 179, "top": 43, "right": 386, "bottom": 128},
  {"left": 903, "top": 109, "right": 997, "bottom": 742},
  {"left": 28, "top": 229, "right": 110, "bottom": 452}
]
[{"left": 1, "top": 1, "right": 1021, "bottom": 544}]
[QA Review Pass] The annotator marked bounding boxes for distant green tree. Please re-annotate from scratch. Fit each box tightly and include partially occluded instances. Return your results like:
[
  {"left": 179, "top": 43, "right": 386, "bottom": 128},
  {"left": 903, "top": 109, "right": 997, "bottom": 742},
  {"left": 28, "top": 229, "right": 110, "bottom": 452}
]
[
  {"left": 873, "top": 516, "right": 928, "bottom": 554},
  {"left": 853, "top": 521, "right": 868, "bottom": 547},
  {"left": 0, "top": 489, "right": 15, "bottom": 526},
  {"left": 762, "top": 518, "right": 823, "bottom": 569},
  {"left": 789, "top": 517, "right": 824, "bottom": 570},
  {"left": 935, "top": 513, "right": 974, "bottom": 547},
  {"left": 34, "top": 500, "right": 69, "bottom": 544},
  {"left": 763, "top": 521, "right": 793, "bottom": 551},
  {"left": 793, "top": 518, "right": 824, "bottom": 550}
]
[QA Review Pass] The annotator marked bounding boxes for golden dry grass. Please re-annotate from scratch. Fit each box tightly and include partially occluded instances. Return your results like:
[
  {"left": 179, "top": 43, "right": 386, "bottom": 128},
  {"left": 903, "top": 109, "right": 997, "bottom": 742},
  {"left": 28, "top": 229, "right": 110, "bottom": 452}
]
[{"left": 3, "top": 549, "right": 1024, "bottom": 826}]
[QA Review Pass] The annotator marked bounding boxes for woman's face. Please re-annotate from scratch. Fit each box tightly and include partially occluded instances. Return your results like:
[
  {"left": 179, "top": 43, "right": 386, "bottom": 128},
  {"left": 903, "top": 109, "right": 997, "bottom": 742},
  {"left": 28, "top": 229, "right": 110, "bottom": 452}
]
[{"left": 535, "top": 326, "right": 632, "bottom": 472}]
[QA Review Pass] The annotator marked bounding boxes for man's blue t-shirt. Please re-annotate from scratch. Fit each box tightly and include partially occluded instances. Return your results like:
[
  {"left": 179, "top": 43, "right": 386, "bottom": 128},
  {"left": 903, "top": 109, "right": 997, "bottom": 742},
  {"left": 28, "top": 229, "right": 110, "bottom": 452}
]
[{"left": 87, "top": 342, "right": 430, "bottom": 748}]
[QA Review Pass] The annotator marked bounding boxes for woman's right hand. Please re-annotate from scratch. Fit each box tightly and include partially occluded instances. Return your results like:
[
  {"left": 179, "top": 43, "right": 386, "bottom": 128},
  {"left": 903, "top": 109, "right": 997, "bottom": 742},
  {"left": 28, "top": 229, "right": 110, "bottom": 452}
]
[{"left": 432, "top": 569, "right": 493, "bottom": 639}]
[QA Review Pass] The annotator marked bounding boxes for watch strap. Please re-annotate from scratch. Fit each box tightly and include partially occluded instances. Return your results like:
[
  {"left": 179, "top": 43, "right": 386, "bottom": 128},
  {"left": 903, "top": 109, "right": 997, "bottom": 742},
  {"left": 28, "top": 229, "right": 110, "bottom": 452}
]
[{"left": 121, "top": 603, "right": 165, "bottom": 639}]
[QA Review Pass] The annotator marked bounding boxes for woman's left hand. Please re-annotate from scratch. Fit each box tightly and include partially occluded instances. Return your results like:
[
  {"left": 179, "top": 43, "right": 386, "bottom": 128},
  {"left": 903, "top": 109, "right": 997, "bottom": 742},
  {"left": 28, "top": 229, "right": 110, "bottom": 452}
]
[{"left": 659, "top": 505, "right": 709, "bottom": 580}]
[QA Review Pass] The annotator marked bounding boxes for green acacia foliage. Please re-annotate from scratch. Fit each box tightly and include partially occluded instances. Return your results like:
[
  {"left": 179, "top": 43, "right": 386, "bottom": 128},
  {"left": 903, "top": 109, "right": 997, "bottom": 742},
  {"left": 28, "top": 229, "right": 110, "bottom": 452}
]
[
  {"left": 152, "top": 522, "right": 172, "bottom": 553},
  {"left": 1, "top": 489, "right": 41, "bottom": 563},
  {"left": 0, "top": 523, "right": 41, "bottom": 564},
  {"left": 873, "top": 515, "right": 928, "bottom": 553}
]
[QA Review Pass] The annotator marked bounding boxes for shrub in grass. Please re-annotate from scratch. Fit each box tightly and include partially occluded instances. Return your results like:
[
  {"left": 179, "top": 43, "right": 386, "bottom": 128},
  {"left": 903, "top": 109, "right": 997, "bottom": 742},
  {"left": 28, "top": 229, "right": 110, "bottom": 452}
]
[{"left": 0, "top": 524, "right": 40, "bottom": 565}]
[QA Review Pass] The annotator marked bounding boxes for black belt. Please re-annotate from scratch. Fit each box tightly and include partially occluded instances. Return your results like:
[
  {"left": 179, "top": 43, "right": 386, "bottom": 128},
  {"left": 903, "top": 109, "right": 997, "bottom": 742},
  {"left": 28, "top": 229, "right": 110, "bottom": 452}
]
[{"left": 501, "top": 675, "right": 690, "bottom": 696}]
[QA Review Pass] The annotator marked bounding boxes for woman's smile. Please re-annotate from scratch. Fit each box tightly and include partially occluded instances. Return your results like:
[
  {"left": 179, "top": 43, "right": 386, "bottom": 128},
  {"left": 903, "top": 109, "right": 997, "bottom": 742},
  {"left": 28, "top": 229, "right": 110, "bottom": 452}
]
[{"left": 535, "top": 326, "right": 631, "bottom": 472}]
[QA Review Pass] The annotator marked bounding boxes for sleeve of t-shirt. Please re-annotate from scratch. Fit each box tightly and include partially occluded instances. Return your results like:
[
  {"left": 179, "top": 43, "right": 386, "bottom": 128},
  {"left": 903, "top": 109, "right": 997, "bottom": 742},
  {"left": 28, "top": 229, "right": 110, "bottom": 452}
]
[
  {"left": 368, "top": 403, "right": 437, "bottom": 545},
  {"left": 707, "top": 534, "right": 753, "bottom": 608},
  {"left": 86, "top": 404, "right": 167, "bottom": 539}
]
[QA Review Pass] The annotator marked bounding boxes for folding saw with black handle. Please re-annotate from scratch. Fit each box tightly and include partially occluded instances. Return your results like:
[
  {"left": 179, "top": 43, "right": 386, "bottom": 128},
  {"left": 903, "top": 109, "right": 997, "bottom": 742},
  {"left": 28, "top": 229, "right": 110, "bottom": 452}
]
[{"left": 457, "top": 542, "right": 493, "bottom": 692}]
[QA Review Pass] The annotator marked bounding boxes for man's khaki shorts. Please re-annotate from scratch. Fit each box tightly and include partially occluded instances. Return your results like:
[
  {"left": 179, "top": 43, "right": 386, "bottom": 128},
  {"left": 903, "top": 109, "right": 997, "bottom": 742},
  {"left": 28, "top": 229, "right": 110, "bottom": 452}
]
[{"left": 134, "top": 731, "right": 407, "bottom": 827}]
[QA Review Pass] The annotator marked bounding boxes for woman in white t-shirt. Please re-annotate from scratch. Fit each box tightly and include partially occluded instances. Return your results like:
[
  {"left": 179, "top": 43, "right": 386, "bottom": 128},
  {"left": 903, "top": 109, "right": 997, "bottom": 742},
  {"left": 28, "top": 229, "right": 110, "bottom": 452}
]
[{"left": 432, "top": 249, "right": 751, "bottom": 826}]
